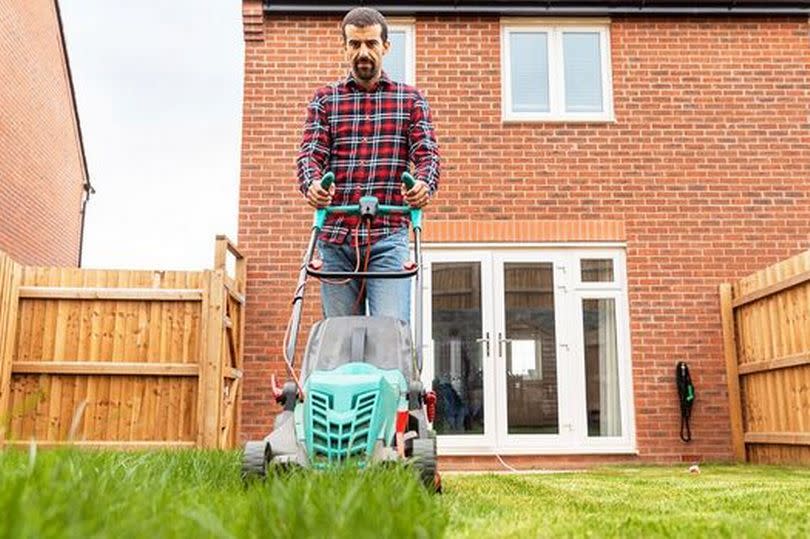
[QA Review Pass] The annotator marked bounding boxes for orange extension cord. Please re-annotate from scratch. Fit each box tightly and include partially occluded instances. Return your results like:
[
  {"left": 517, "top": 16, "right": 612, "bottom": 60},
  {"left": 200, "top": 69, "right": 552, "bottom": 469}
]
[{"left": 280, "top": 219, "right": 372, "bottom": 400}]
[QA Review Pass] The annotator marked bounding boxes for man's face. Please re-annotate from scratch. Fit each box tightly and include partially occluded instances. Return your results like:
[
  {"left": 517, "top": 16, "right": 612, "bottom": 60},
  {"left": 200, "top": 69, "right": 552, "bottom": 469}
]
[{"left": 344, "top": 24, "right": 389, "bottom": 83}]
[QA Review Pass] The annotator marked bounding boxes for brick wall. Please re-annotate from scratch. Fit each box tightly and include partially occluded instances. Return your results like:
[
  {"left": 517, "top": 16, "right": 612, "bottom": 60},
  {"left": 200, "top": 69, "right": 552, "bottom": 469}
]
[
  {"left": 0, "top": 0, "right": 87, "bottom": 266},
  {"left": 239, "top": 11, "right": 810, "bottom": 464}
]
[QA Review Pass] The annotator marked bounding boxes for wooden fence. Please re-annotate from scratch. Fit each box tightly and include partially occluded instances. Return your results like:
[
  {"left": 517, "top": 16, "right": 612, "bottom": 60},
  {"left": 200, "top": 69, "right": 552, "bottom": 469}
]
[
  {"left": 720, "top": 249, "right": 810, "bottom": 464},
  {"left": 0, "top": 236, "right": 245, "bottom": 449}
]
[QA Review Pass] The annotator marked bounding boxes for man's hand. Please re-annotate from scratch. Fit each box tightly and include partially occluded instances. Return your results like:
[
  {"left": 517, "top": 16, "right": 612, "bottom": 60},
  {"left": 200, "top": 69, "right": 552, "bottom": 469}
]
[
  {"left": 306, "top": 181, "right": 335, "bottom": 209},
  {"left": 402, "top": 179, "right": 430, "bottom": 209}
]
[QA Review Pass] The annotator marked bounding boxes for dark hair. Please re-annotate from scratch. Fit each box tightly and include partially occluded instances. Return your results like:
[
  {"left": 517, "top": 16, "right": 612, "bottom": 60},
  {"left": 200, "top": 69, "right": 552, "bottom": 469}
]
[{"left": 341, "top": 7, "right": 388, "bottom": 43}]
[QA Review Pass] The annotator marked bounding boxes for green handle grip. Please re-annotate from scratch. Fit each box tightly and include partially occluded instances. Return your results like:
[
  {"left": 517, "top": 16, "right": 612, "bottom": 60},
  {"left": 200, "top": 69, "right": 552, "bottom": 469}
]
[
  {"left": 400, "top": 172, "right": 423, "bottom": 229},
  {"left": 312, "top": 172, "right": 335, "bottom": 228},
  {"left": 320, "top": 171, "right": 335, "bottom": 190},
  {"left": 402, "top": 171, "right": 416, "bottom": 190}
]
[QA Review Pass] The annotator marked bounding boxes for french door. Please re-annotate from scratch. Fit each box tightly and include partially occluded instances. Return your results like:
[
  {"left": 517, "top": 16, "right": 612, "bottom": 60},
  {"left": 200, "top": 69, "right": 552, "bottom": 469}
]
[{"left": 419, "top": 247, "right": 635, "bottom": 455}]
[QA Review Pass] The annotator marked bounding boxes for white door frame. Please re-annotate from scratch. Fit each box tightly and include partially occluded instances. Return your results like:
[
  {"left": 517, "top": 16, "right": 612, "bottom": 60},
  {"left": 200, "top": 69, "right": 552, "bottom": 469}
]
[
  {"left": 420, "top": 245, "right": 637, "bottom": 455},
  {"left": 420, "top": 249, "right": 497, "bottom": 453},
  {"left": 492, "top": 250, "right": 575, "bottom": 451}
]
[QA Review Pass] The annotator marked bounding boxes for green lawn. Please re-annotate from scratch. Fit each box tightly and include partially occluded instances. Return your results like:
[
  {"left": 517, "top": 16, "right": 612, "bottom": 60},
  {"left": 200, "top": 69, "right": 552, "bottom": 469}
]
[
  {"left": 1, "top": 449, "right": 809, "bottom": 538},
  {"left": 443, "top": 466, "right": 810, "bottom": 538}
]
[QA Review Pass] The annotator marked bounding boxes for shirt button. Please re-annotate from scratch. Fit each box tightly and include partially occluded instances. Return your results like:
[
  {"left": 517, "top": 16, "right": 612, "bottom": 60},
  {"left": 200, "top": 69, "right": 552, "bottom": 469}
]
[
  {"left": 359, "top": 161, "right": 366, "bottom": 167},
  {"left": 362, "top": 137, "right": 368, "bottom": 144},
  {"left": 365, "top": 115, "right": 371, "bottom": 121}
]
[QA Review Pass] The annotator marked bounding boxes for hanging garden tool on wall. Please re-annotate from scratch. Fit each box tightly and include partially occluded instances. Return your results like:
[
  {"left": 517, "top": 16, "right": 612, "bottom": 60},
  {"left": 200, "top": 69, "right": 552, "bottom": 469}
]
[{"left": 676, "top": 361, "right": 696, "bottom": 442}]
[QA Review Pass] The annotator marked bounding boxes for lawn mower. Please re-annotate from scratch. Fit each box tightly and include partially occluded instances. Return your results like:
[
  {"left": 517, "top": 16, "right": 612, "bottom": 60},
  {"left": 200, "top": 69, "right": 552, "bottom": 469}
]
[{"left": 241, "top": 171, "right": 441, "bottom": 492}]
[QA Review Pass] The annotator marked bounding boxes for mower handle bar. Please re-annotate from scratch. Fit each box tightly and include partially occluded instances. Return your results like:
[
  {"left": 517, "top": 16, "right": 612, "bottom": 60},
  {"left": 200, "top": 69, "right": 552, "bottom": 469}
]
[
  {"left": 313, "top": 171, "right": 423, "bottom": 231},
  {"left": 306, "top": 268, "right": 418, "bottom": 279},
  {"left": 286, "top": 170, "right": 425, "bottom": 373},
  {"left": 308, "top": 171, "right": 422, "bottom": 279}
]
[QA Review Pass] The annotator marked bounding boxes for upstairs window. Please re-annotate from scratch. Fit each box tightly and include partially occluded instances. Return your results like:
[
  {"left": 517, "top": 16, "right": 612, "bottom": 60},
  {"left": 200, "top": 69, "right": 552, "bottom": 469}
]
[
  {"left": 384, "top": 24, "right": 415, "bottom": 85},
  {"left": 501, "top": 21, "right": 614, "bottom": 122}
]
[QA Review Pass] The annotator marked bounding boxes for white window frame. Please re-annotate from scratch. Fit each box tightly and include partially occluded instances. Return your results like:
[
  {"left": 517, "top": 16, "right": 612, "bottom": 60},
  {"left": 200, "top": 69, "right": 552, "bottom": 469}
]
[
  {"left": 418, "top": 243, "right": 637, "bottom": 456},
  {"left": 577, "top": 251, "right": 622, "bottom": 290},
  {"left": 501, "top": 18, "right": 615, "bottom": 123},
  {"left": 386, "top": 21, "right": 416, "bottom": 85},
  {"left": 568, "top": 248, "right": 636, "bottom": 452}
]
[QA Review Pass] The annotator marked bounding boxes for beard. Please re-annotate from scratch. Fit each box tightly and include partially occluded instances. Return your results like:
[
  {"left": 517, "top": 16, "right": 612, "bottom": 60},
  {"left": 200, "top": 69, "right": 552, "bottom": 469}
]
[{"left": 353, "top": 57, "right": 378, "bottom": 81}]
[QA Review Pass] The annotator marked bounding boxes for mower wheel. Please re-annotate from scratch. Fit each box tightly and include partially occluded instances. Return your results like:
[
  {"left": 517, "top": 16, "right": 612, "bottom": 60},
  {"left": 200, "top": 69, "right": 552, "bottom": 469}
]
[
  {"left": 242, "top": 441, "right": 270, "bottom": 481},
  {"left": 412, "top": 436, "right": 440, "bottom": 493}
]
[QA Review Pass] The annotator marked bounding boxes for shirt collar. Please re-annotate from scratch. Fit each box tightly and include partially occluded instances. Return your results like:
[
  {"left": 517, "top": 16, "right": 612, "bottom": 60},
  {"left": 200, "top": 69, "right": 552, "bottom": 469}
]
[{"left": 345, "top": 70, "right": 394, "bottom": 91}]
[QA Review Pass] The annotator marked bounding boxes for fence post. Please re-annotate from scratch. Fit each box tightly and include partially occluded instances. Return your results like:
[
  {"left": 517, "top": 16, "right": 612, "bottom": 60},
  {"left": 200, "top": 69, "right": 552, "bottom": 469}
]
[
  {"left": 0, "top": 253, "right": 22, "bottom": 444},
  {"left": 231, "top": 239, "right": 245, "bottom": 448},
  {"left": 198, "top": 269, "right": 225, "bottom": 448},
  {"left": 719, "top": 283, "right": 746, "bottom": 461},
  {"left": 214, "top": 236, "right": 227, "bottom": 273},
  {"left": 214, "top": 234, "right": 246, "bottom": 294}
]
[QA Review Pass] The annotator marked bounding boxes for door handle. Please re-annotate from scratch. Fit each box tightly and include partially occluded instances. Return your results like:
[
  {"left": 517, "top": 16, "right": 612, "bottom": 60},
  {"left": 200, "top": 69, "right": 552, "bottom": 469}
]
[
  {"left": 475, "top": 332, "right": 490, "bottom": 356},
  {"left": 497, "top": 332, "right": 512, "bottom": 357}
]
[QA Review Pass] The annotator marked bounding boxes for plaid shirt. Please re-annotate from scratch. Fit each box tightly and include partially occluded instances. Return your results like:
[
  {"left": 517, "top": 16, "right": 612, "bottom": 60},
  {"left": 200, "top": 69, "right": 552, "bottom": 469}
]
[{"left": 297, "top": 72, "right": 440, "bottom": 245}]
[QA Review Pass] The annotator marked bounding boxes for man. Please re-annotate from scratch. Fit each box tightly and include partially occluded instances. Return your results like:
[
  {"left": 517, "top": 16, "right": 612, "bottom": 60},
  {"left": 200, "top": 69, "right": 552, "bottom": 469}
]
[{"left": 297, "top": 7, "right": 440, "bottom": 323}]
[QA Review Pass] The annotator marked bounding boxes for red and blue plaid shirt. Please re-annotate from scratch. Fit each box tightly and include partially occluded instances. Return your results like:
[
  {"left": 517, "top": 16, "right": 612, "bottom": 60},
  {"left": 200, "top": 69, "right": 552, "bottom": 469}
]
[{"left": 297, "top": 72, "right": 440, "bottom": 245}]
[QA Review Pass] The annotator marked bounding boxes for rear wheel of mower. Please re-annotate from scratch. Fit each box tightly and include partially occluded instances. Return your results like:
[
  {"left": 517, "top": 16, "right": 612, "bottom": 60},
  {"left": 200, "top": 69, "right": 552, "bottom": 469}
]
[
  {"left": 241, "top": 441, "right": 270, "bottom": 481},
  {"left": 412, "top": 436, "right": 441, "bottom": 493}
]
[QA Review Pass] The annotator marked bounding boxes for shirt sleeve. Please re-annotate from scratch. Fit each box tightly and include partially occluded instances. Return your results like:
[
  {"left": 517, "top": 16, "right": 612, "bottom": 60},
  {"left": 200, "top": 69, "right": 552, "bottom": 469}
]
[
  {"left": 296, "top": 91, "right": 331, "bottom": 195},
  {"left": 408, "top": 91, "right": 440, "bottom": 196}
]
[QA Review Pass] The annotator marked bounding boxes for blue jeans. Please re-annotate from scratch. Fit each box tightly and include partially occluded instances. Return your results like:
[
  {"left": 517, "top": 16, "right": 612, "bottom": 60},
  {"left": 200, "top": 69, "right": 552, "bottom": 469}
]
[{"left": 317, "top": 228, "right": 411, "bottom": 322}]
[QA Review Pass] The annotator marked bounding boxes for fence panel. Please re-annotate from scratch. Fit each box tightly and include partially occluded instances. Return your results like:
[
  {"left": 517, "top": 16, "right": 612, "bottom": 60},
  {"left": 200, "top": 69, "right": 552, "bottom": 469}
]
[
  {"left": 721, "top": 250, "right": 810, "bottom": 464},
  {"left": 0, "top": 237, "right": 244, "bottom": 449}
]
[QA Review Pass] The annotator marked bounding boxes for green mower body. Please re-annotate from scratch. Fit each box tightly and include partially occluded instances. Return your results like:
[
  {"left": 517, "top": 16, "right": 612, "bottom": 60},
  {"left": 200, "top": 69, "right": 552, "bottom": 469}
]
[{"left": 300, "top": 362, "right": 407, "bottom": 466}]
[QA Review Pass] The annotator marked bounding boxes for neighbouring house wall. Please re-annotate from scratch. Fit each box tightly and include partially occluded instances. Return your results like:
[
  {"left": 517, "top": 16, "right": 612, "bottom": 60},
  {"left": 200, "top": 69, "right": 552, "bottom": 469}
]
[
  {"left": 0, "top": 0, "right": 87, "bottom": 266},
  {"left": 239, "top": 9, "right": 810, "bottom": 464}
]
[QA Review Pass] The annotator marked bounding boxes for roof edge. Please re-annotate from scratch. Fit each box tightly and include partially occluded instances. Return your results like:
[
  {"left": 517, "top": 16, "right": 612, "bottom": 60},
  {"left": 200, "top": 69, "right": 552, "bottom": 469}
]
[
  {"left": 262, "top": 1, "right": 810, "bottom": 16},
  {"left": 54, "top": 0, "right": 94, "bottom": 267},
  {"left": 54, "top": 0, "right": 92, "bottom": 194}
]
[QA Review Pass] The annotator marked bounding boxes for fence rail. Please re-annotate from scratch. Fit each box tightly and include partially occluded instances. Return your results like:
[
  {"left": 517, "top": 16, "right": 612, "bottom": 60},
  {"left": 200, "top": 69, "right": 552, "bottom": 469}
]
[
  {"left": 720, "top": 249, "right": 810, "bottom": 464},
  {"left": 0, "top": 237, "right": 244, "bottom": 449}
]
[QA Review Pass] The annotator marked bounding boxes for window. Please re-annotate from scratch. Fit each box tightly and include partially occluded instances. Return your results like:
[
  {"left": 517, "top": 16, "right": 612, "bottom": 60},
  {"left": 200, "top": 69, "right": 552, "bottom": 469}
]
[
  {"left": 383, "top": 24, "right": 415, "bottom": 85},
  {"left": 574, "top": 252, "right": 626, "bottom": 440},
  {"left": 581, "top": 259, "right": 614, "bottom": 282},
  {"left": 501, "top": 21, "right": 614, "bottom": 122}
]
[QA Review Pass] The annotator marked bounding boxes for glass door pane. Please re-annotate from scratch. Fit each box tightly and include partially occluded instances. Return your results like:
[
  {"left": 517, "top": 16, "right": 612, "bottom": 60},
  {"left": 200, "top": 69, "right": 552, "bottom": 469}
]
[
  {"left": 503, "top": 262, "right": 558, "bottom": 435},
  {"left": 582, "top": 298, "right": 622, "bottom": 437},
  {"left": 430, "top": 262, "right": 485, "bottom": 435}
]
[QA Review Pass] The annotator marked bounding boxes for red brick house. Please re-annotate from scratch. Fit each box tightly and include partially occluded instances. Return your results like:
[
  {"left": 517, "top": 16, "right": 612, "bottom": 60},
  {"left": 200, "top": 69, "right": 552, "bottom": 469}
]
[
  {"left": 0, "top": 0, "right": 92, "bottom": 267},
  {"left": 238, "top": 0, "right": 810, "bottom": 468}
]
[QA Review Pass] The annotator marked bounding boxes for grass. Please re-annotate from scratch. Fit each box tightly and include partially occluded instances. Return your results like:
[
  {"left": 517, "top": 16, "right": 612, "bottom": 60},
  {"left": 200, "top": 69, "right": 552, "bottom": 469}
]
[
  {"left": 0, "top": 449, "right": 443, "bottom": 539},
  {"left": 442, "top": 466, "right": 810, "bottom": 538},
  {"left": 1, "top": 449, "right": 809, "bottom": 538}
]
